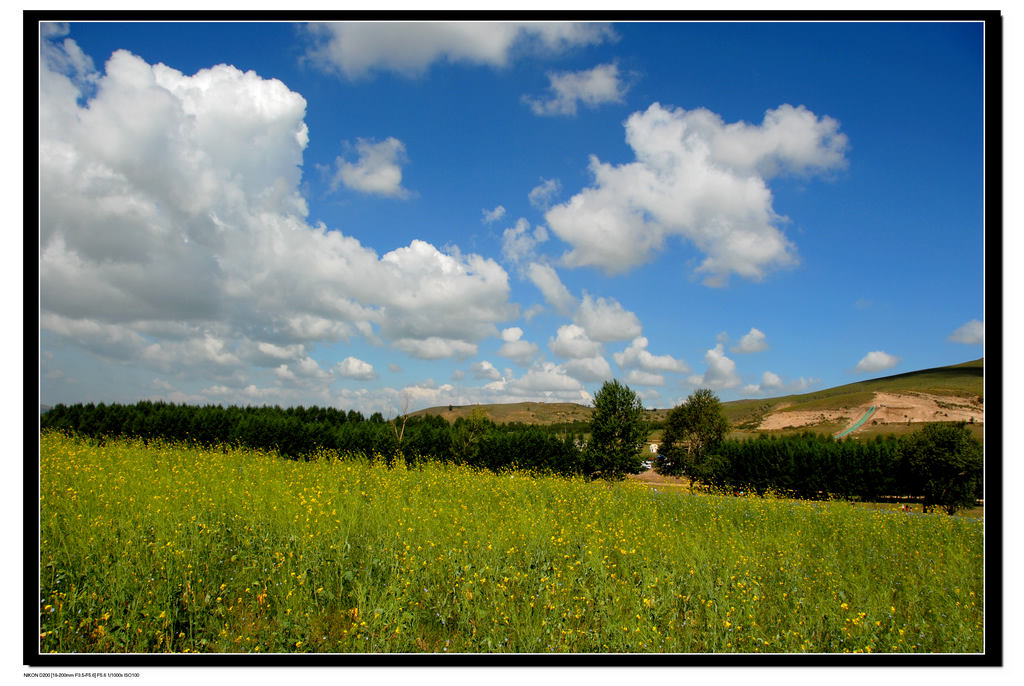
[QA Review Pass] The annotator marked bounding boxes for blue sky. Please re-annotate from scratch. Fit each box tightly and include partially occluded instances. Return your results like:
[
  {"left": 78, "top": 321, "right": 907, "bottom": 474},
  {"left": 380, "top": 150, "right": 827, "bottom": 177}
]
[{"left": 37, "top": 19, "right": 987, "bottom": 415}]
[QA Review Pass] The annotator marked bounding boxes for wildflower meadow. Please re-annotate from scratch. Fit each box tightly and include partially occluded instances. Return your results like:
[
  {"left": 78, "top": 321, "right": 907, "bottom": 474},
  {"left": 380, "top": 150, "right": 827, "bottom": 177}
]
[{"left": 39, "top": 431, "right": 984, "bottom": 654}]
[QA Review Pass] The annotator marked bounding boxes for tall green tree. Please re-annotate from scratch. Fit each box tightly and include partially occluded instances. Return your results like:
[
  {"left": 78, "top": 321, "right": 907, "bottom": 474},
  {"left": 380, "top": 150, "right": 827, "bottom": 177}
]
[
  {"left": 451, "top": 407, "right": 493, "bottom": 466},
  {"left": 584, "top": 379, "right": 648, "bottom": 480},
  {"left": 656, "top": 388, "right": 729, "bottom": 481},
  {"left": 899, "top": 422, "right": 983, "bottom": 514}
]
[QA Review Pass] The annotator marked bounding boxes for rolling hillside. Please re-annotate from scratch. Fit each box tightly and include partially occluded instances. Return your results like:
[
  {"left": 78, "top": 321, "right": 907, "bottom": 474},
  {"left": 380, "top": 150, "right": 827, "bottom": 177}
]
[
  {"left": 409, "top": 401, "right": 597, "bottom": 426},
  {"left": 725, "top": 358, "right": 982, "bottom": 429},
  {"left": 412, "top": 358, "right": 984, "bottom": 439}
]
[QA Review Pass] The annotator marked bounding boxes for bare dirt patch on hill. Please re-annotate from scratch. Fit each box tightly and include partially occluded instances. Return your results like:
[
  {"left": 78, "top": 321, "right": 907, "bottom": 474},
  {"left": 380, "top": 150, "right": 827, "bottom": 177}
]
[
  {"left": 757, "top": 392, "right": 983, "bottom": 432},
  {"left": 869, "top": 392, "right": 983, "bottom": 425}
]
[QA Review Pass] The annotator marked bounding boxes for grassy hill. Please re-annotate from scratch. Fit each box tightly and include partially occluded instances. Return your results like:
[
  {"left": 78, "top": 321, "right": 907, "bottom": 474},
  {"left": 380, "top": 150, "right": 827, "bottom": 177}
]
[
  {"left": 721, "top": 358, "right": 983, "bottom": 430},
  {"left": 412, "top": 359, "right": 983, "bottom": 438},
  {"left": 409, "top": 401, "right": 595, "bottom": 425}
]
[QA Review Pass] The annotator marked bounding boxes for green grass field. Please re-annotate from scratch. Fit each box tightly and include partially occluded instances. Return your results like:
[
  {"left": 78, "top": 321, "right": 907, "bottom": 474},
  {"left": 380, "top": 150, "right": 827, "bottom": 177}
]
[{"left": 39, "top": 432, "right": 985, "bottom": 654}]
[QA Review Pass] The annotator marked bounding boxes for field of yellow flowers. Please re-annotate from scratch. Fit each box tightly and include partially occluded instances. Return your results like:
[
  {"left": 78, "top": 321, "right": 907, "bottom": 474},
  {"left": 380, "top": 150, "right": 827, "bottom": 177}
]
[{"left": 38, "top": 432, "right": 984, "bottom": 653}]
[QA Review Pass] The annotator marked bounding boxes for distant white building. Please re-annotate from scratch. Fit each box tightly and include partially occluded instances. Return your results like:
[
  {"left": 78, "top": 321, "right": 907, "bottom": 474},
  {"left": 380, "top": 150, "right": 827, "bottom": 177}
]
[{"left": 649, "top": 443, "right": 658, "bottom": 454}]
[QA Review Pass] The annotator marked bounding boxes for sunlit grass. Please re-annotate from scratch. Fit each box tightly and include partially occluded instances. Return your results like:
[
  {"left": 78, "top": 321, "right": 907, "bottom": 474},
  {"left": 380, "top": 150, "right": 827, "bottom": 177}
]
[{"left": 39, "top": 432, "right": 984, "bottom": 653}]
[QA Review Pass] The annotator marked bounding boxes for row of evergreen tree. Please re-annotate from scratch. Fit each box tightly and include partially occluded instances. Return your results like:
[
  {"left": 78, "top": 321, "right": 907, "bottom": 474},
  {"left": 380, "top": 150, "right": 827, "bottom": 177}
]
[
  {"left": 685, "top": 428, "right": 983, "bottom": 512},
  {"left": 40, "top": 401, "right": 587, "bottom": 476},
  {"left": 693, "top": 433, "right": 909, "bottom": 499}
]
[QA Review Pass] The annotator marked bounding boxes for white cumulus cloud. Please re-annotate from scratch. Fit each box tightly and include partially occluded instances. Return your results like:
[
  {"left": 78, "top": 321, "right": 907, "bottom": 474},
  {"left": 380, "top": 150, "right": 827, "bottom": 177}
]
[
  {"left": 574, "top": 293, "right": 643, "bottom": 342},
  {"left": 470, "top": 360, "right": 503, "bottom": 381},
  {"left": 741, "top": 370, "right": 784, "bottom": 396},
  {"left": 254, "top": 341, "right": 306, "bottom": 362},
  {"left": 508, "top": 361, "right": 586, "bottom": 396},
  {"left": 501, "top": 327, "right": 525, "bottom": 343},
  {"left": 855, "top": 351, "right": 901, "bottom": 374},
  {"left": 613, "top": 336, "right": 689, "bottom": 374},
  {"left": 549, "top": 324, "right": 603, "bottom": 359},
  {"left": 331, "top": 136, "right": 410, "bottom": 198},
  {"left": 743, "top": 373, "right": 821, "bottom": 396},
  {"left": 524, "top": 63, "right": 627, "bottom": 116},
  {"left": 393, "top": 337, "right": 478, "bottom": 361},
  {"left": 336, "top": 356, "right": 377, "bottom": 380},
  {"left": 502, "top": 218, "right": 549, "bottom": 266},
  {"left": 760, "top": 370, "right": 783, "bottom": 389},
  {"left": 497, "top": 327, "right": 540, "bottom": 366},
  {"left": 528, "top": 177, "right": 561, "bottom": 210},
  {"left": 482, "top": 205, "right": 506, "bottom": 223},
  {"left": 526, "top": 262, "right": 578, "bottom": 316},
  {"left": 625, "top": 369, "right": 665, "bottom": 387},
  {"left": 948, "top": 319, "right": 984, "bottom": 345},
  {"left": 39, "top": 36, "right": 518, "bottom": 402},
  {"left": 732, "top": 327, "right": 769, "bottom": 354},
  {"left": 545, "top": 102, "right": 848, "bottom": 283},
  {"left": 564, "top": 356, "right": 613, "bottom": 383},
  {"left": 293, "top": 356, "right": 333, "bottom": 380},
  {"left": 688, "top": 343, "right": 741, "bottom": 390},
  {"left": 41, "top": 22, "right": 98, "bottom": 91},
  {"left": 304, "top": 22, "right": 615, "bottom": 79}
]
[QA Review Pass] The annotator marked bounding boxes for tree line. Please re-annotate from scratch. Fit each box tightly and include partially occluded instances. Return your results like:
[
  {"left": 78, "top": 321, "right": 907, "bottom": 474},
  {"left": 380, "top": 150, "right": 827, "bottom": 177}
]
[
  {"left": 40, "top": 381, "right": 984, "bottom": 513},
  {"left": 39, "top": 400, "right": 590, "bottom": 477}
]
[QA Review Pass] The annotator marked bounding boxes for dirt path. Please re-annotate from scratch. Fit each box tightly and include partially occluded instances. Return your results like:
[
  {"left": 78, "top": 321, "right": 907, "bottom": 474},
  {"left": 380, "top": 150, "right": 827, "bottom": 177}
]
[{"left": 626, "top": 467, "right": 692, "bottom": 489}]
